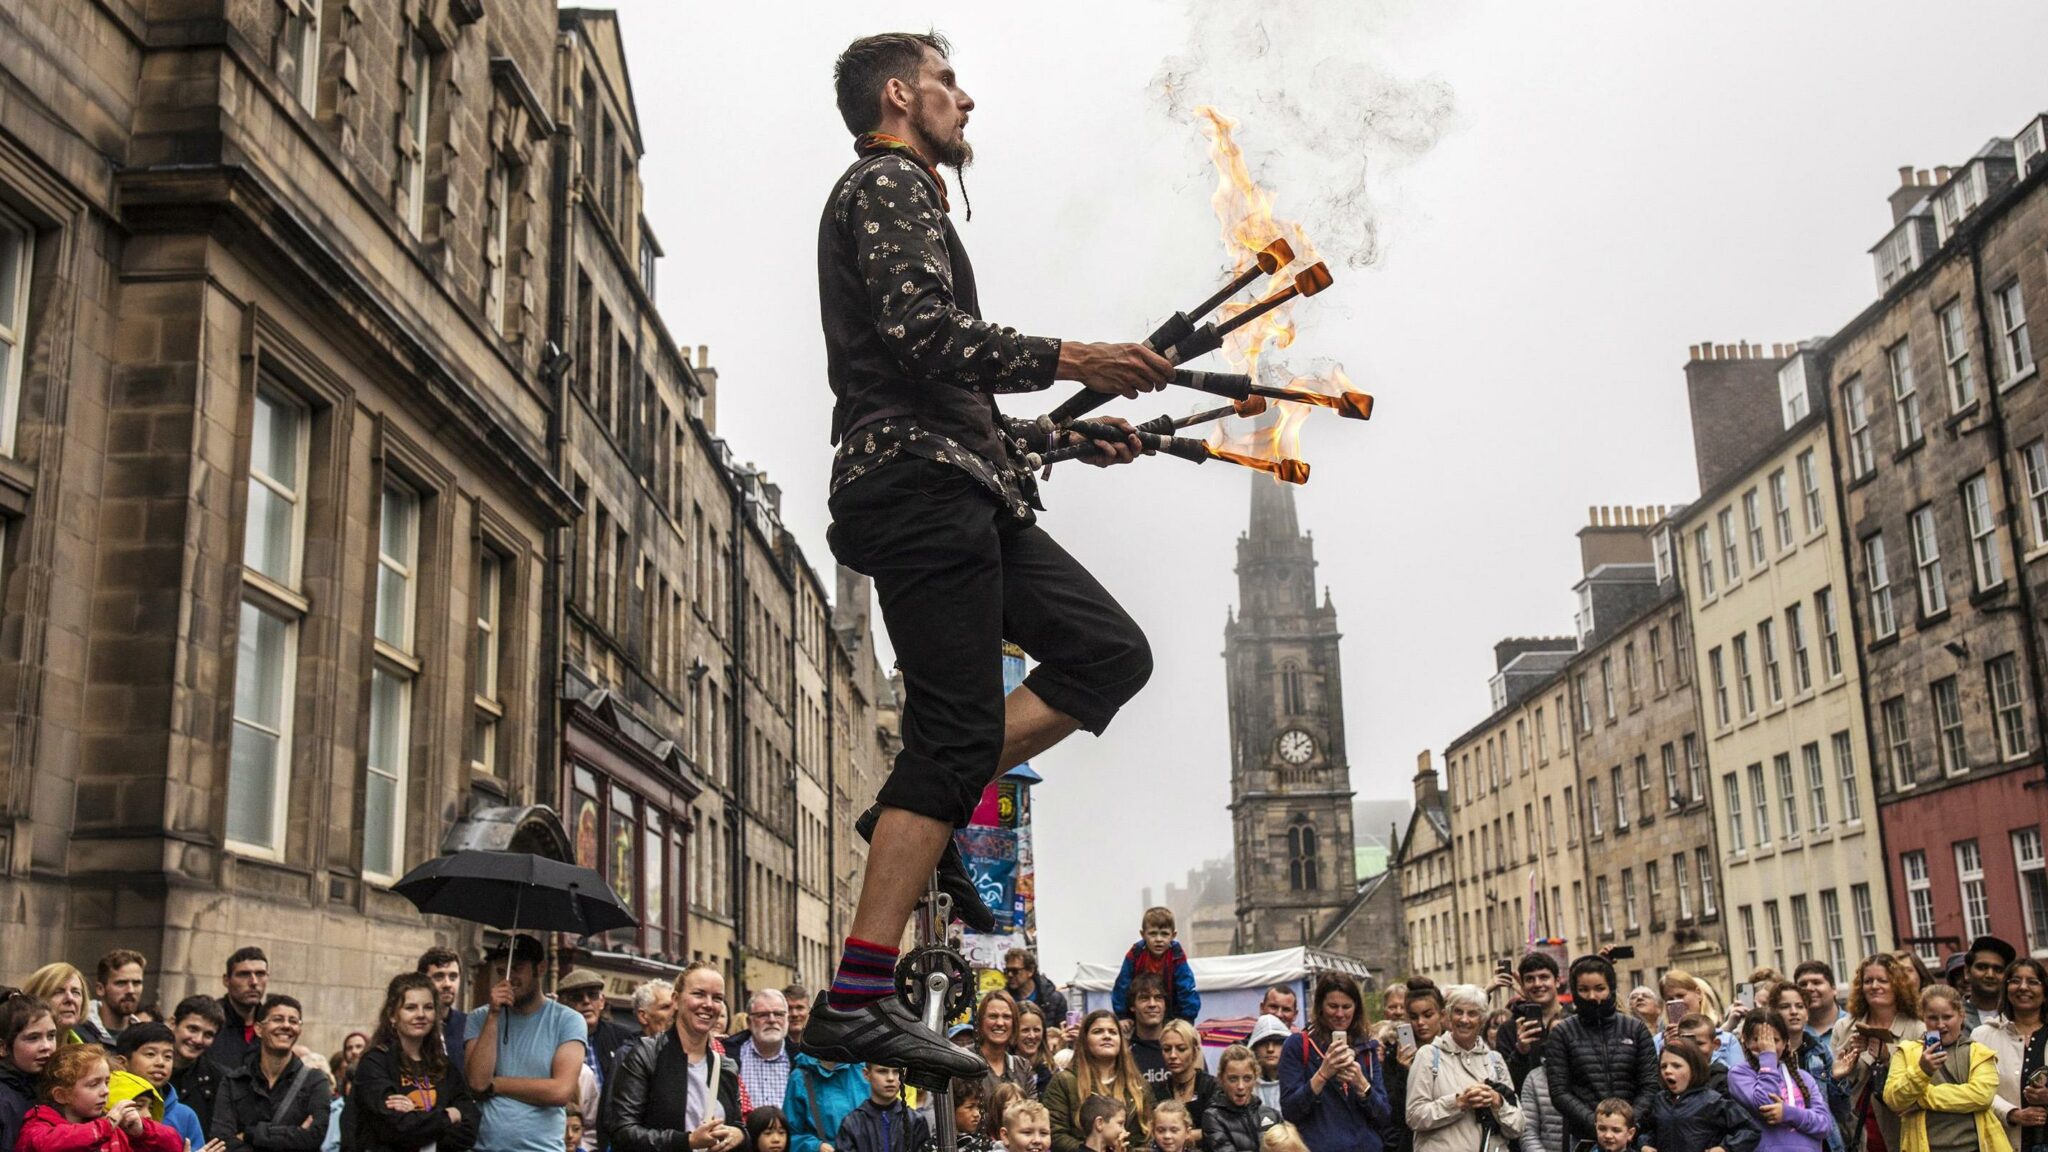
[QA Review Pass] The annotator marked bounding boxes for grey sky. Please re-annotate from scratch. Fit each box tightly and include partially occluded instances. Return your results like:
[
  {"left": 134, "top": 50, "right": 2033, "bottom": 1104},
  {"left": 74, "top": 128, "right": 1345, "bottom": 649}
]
[{"left": 601, "top": 0, "right": 2048, "bottom": 983}]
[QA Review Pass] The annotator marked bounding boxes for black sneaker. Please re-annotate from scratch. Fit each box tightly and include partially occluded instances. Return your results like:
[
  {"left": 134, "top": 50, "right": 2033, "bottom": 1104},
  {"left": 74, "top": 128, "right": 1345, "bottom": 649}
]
[
  {"left": 854, "top": 804, "right": 999, "bottom": 933},
  {"left": 799, "top": 996, "right": 988, "bottom": 1087}
]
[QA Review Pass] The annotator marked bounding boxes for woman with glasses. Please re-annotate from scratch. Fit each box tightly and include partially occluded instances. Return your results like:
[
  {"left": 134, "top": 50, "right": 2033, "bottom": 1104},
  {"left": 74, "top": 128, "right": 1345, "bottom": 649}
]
[{"left": 1974, "top": 958, "right": 2048, "bottom": 1152}]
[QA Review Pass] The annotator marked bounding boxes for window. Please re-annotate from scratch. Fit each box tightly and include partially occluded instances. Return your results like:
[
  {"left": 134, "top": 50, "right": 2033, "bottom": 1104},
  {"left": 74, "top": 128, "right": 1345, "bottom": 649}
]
[
  {"left": 365, "top": 483, "right": 422, "bottom": 884},
  {"left": 1740, "top": 906, "right": 1759, "bottom": 971},
  {"left": 0, "top": 205, "right": 30, "bottom": 456},
  {"left": 1882, "top": 696, "right": 1915, "bottom": 791},
  {"left": 1596, "top": 875, "right": 1613, "bottom": 936},
  {"left": 1662, "top": 743, "right": 1681, "bottom": 811},
  {"left": 1957, "top": 840, "right": 1991, "bottom": 940},
  {"left": 1601, "top": 658, "right": 1616, "bottom": 722},
  {"left": 472, "top": 550, "right": 504, "bottom": 774},
  {"left": 399, "top": 29, "right": 434, "bottom": 237},
  {"left": 1589, "top": 779, "right": 1604, "bottom": 838},
  {"left": 1565, "top": 785, "right": 1578, "bottom": 845},
  {"left": 1803, "top": 742, "right": 1830, "bottom": 832},
  {"left": 1536, "top": 707, "right": 1548, "bottom": 761},
  {"left": 1748, "top": 762, "right": 1772, "bottom": 847},
  {"left": 279, "top": 0, "right": 320, "bottom": 111},
  {"left": 1799, "top": 449, "right": 1825, "bottom": 533},
  {"left": 1818, "top": 588, "right": 1844, "bottom": 678},
  {"left": 1517, "top": 719, "right": 1530, "bottom": 774},
  {"left": 2024, "top": 441, "right": 2048, "bottom": 549},
  {"left": 1765, "top": 900, "right": 1787, "bottom": 971},
  {"left": 1650, "top": 628, "right": 1667, "bottom": 693},
  {"left": 1910, "top": 506, "right": 1947, "bottom": 616},
  {"left": 1787, "top": 603, "right": 1812, "bottom": 693},
  {"left": 1624, "top": 644, "right": 1640, "bottom": 708},
  {"left": 1623, "top": 868, "right": 1640, "bottom": 930},
  {"left": 1557, "top": 693, "right": 1569, "bottom": 750},
  {"left": 1775, "top": 753, "right": 1800, "bottom": 839},
  {"left": 228, "top": 389, "right": 309, "bottom": 857},
  {"left": 1675, "top": 852, "right": 1694, "bottom": 919},
  {"left": 1578, "top": 673, "right": 1593, "bottom": 733},
  {"left": 1865, "top": 535, "right": 1897, "bottom": 638},
  {"left": 1781, "top": 354, "right": 1811, "bottom": 425},
  {"left": 1710, "top": 645, "right": 1731, "bottom": 727},
  {"left": 1654, "top": 528, "right": 1674, "bottom": 582},
  {"left": 1745, "top": 488, "right": 1767, "bottom": 565},
  {"left": 1695, "top": 525, "right": 1717, "bottom": 597},
  {"left": 1759, "top": 619, "right": 1782, "bottom": 705},
  {"left": 484, "top": 154, "right": 514, "bottom": 333},
  {"left": 1733, "top": 634, "right": 1756, "bottom": 717},
  {"left": 1723, "top": 772, "right": 1746, "bottom": 852},
  {"left": 1998, "top": 281, "right": 2035, "bottom": 385},
  {"left": 1544, "top": 796, "right": 1556, "bottom": 853},
  {"left": 1698, "top": 847, "right": 1718, "bottom": 916},
  {"left": 1822, "top": 889, "right": 1848, "bottom": 980},
  {"left": 2016, "top": 829, "right": 2048, "bottom": 955},
  {"left": 1845, "top": 377, "right": 1874, "bottom": 478},
  {"left": 1903, "top": 851, "right": 1936, "bottom": 962},
  {"left": 1890, "top": 340, "right": 1923, "bottom": 448},
  {"left": 1686, "top": 733, "right": 1704, "bottom": 802},
  {"left": 1834, "top": 731, "right": 1863, "bottom": 823},
  {"left": 1720, "top": 507, "right": 1741, "bottom": 583},
  {"left": 1770, "top": 470, "right": 1794, "bottom": 550},
  {"left": 1963, "top": 474, "right": 2005, "bottom": 591},
  {"left": 1992, "top": 654, "right": 2030, "bottom": 760},
  {"left": 1933, "top": 676, "right": 1966, "bottom": 775},
  {"left": 1287, "top": 820, "right": 1320, "bottom": 890},
  {"left": 1674, "top": 615, "right": 1691, "bottom": 685},
  {"left": 1940, "top": 299, "right": 1977, "bottom": 411},
  {"left": 1647, "top": 860, "right": 1664, "bottom": 926},
  {"left": 1852, "top": 884, "right": 1879, "bottom": 958}
]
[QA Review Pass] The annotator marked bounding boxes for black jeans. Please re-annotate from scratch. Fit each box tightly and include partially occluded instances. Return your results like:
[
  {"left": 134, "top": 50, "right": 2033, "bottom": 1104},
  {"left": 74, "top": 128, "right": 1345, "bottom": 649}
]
[{"left": 827, "top": 459, "right": 1153, "bottom": 825}]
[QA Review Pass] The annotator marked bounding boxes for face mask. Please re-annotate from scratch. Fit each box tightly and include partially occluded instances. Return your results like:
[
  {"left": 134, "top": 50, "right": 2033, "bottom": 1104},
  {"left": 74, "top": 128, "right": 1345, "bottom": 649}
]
[{"left": 1577, "top": 997, "right": 1617, "bottom": 1025}]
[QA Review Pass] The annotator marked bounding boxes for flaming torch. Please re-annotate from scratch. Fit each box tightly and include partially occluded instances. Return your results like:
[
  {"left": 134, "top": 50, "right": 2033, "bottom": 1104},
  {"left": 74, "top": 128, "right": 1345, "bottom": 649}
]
[{"left": 1047, "top": 418, "right": 1311, "bottom": 485}]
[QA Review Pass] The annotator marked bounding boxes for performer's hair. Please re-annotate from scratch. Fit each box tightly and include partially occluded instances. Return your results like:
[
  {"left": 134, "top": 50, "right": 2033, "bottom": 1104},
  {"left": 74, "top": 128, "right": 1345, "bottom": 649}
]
[{"left": 833, "top": 32, "right": 953, "bottom": 136}]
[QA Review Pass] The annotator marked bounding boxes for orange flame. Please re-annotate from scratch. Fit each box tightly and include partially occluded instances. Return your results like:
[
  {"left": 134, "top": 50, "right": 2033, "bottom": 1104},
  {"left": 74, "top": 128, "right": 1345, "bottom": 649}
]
[{"left": 1197, "top": 106, "right": 1322, "bottom": 378}]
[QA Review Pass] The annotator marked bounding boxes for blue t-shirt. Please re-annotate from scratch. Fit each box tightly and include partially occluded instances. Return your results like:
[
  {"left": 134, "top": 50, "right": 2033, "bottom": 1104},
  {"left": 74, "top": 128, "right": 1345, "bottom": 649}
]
[{"left": 467, "top": 1000, "right": 588, "bottom": 1152}]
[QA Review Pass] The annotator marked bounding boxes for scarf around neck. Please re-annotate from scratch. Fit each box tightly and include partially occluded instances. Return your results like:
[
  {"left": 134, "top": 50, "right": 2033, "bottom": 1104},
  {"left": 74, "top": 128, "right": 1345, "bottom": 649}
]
[{"left": 855, "top": 132, "right": 960, "bottom": 217}]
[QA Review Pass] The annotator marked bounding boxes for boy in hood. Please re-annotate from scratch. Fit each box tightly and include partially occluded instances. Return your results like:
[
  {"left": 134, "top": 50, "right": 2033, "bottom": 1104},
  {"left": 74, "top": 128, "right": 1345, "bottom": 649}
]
[{"left": 1246, "top": 1016, "right": 1290, "bottom": 1113}]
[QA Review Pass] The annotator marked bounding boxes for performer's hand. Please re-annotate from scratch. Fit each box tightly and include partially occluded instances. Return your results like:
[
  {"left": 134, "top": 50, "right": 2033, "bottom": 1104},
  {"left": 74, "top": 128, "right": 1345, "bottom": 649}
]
[
  {"left": 1071, "top": 417, "right": 1147, "bottom": 467},
  {"left": 1059, "top": 341, "right": 1173, "bottom": 398}
]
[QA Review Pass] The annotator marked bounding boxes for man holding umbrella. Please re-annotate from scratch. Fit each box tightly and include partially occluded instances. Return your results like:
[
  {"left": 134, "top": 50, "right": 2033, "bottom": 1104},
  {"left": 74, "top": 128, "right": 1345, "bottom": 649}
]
[{"left": 465, "top": 938, "right": 586, "bottom": 1152}]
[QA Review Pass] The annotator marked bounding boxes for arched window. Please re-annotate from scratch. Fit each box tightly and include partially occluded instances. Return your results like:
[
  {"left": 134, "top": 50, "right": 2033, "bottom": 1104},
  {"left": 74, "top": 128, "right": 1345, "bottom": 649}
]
[
  {"left": 1283, "top": 663, "right": 1305, "bottom": 715},
  {"left": 1287, "top": 819, "right": 1321, "bottom": 891}
]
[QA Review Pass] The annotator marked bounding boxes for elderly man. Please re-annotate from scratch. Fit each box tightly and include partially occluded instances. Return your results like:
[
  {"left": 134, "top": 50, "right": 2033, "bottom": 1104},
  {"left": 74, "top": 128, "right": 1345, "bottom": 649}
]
[
  {"left": 726, "top": 989, "right": 794, "bottom": 1115},
  {"left": 559, "top": 969, "right": 636, "bottom": 1093},
  {"left": 634, "top": 980, "right": 676, "bottom": 1038}
]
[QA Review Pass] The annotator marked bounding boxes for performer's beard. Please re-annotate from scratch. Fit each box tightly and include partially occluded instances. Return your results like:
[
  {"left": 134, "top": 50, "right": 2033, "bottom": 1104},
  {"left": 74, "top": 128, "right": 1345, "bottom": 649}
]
[{"left": 912, "top": 102, "right": 974, "bottom": 170}]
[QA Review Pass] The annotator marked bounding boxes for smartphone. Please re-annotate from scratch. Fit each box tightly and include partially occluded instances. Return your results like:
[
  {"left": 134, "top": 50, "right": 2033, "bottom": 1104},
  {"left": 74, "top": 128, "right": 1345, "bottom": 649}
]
[
  {"left": 1924, "top": 1031, "right": 1943, "bottom": 1049},
  {"left": 1736, "top": 982, "right": 1755, "bottom": 1011},
  {"left": 1513, "top": 1002, "right": 1546, "bottom": 1023},
  {"left": 1608, "top": 945, "right": 1636, "bottom": 960},
  {"left": 1495, "top": 958, "right": 1515, "bottom": 977},
  {"left": 1396, "top": 1023, "right": 1417, "bottom": 1054}
]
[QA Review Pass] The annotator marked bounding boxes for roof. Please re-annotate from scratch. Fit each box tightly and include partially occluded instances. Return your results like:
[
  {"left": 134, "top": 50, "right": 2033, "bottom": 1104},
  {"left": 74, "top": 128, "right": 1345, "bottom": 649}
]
[{"left": 1314, "top": 872, "right": 1392, "bottom": 951}]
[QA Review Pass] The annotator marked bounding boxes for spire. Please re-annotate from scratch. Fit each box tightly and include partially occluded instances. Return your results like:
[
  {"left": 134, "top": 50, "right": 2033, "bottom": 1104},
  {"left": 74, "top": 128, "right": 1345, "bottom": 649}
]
[{"left": 1248, "top": 473, "right": 1299, "bottom": 541}]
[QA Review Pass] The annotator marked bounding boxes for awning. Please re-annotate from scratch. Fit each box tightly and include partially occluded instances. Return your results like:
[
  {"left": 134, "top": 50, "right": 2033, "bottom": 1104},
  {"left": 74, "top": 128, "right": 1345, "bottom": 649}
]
[{"left": 1066, "top": 945, "right": 1370, "bottom": 992}]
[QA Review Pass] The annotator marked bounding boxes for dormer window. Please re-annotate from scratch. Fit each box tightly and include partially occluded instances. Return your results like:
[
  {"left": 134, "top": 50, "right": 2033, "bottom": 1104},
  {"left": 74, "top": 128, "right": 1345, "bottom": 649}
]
[
  {"left": 1778, "top": 354, "right": 1809, "bottom": 428},
  {"left": 1935, "top": 163, "right": 1988, "bottom": 244},
  {"left": 1576, "top": 585, "right": 1595, "bottom": 644},
  {"left": 1652, "top": 528, "right": 1673, "bottom": 583},
  {"left": 1873, "top": 220, "right": 1922, "bottom": 294},
  {"left": 2017, "top": 117, "right": 2047, "bottom": 176}
]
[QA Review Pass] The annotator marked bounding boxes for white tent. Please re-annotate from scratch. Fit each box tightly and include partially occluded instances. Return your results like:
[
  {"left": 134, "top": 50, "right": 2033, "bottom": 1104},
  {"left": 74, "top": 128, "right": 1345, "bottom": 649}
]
[{"left": 1068, "top": 945, "right": 1372, "bottom": 1053}]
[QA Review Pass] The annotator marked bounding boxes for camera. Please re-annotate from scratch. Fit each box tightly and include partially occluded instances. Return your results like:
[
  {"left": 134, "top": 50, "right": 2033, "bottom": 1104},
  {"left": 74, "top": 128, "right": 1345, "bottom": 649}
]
[{"left": 1474, "top": 1079, "right": 1519, "bottom": 1138}]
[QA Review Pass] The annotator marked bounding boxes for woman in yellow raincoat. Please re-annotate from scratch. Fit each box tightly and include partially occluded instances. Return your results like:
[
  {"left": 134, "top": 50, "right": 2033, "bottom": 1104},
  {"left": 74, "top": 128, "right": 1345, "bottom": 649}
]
[{"left": 1882, "top": 983, "right": 2010, "bottom": 1152}]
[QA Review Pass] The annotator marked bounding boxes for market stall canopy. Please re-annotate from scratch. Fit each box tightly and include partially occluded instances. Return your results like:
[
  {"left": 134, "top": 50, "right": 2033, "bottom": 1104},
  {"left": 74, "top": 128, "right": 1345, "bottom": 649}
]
[{"left": 1066, "top": 945, "right": 1370, "bottom": 992}]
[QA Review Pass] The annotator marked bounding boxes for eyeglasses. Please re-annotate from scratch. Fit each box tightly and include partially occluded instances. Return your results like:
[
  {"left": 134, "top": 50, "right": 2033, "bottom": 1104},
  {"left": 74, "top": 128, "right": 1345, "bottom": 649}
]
[{"left": 1004, "top": 968, "right": 1029, "bottom": 975}]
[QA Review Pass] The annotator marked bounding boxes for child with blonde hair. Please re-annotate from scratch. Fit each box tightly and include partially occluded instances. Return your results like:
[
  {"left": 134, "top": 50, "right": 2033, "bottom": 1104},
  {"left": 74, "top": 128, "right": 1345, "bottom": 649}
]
[{"left": 1260, "top": 1122, "right": 1310, "bottom": 1152}]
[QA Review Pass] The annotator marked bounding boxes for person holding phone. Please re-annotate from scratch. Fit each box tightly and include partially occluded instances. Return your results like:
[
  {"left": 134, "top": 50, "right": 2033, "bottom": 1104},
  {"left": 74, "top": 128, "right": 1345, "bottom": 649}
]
[
  {"left": 1880, "top": 985, "right": 2006, "bottom": 1152},
  {"left": 1542, "top": 955, "right": 1658, "bottom": 1152},
  {"left": 1831, "top": 955, "right": 1921, "bottom": 1152},
  {"left": 1725, "top": 1011, "right": 1830, "bottom": 1152},
  {"left": 1494, "top": 956, "right": 1563, "bottom": 1090},
  {"left": 1970, "top": 957, "right": 2048, "bottom": 1152},
  {"left": 1387, "top": 982, "right": 1446, "bottom": 1152},
  {"left": 1765, "top": 984, "right": 1842, "bottom": 1152},
  {"left": 1279, "top": 973, "right": 1391, "bottom": 1152},
  {"left": 1659, "top": 974, "right": 1742, "bottom": 1069}
]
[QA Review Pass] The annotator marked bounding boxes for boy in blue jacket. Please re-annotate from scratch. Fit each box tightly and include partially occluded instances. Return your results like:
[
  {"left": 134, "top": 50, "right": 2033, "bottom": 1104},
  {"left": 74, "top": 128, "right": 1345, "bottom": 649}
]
[{"left": 1111, "top": 908, "right": 1201, "bottom": 1025}]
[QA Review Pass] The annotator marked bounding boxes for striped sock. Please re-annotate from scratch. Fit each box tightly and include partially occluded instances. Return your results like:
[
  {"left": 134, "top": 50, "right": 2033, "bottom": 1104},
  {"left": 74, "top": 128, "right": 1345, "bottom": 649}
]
[{"left": 829, "top": 936, "right": 901, "bottom": 1009}]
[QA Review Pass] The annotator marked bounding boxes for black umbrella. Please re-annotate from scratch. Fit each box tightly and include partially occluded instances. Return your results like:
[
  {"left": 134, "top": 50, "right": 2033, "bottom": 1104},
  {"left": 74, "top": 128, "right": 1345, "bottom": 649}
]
[{"left": 393, "top": 849, "right": 638, "bottom": 936}]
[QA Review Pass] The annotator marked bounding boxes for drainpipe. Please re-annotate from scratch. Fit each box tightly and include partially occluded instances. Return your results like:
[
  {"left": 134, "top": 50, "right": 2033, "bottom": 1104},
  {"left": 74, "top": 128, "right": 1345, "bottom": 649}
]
[
  {"left": 728, "top": 470, "right": 749, "bottom": 989},
  {"left": 538, "top": 69, "right": 577, "bottom": 817}
]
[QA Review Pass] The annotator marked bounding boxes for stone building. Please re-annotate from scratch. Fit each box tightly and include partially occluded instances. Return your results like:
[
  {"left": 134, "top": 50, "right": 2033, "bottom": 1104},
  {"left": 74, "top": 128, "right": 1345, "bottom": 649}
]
[
  {"left": 1440, "top": 636, "right": 1589, "bottom": 981},
  {"left": 0, "top": 0, "right": 572, "bottom": 1031},
  {"left": 1668, "top": 343, "right": 1891, "bottom": 980},
  {"left": 1395, "top": 751, "right": 1458, "bottom": 984},
  {"left": 0, "top": 0, "right": 895, "bottom": 1047},
  {"left": 1568, "top": 509, "right": 1730, "bottom": 993},
  {"left": 1226, "top": 476, "right": 1404, "bottom": 978},
  {"left": 1826, "top": 124, "right": 2048, "bottom": 965}
]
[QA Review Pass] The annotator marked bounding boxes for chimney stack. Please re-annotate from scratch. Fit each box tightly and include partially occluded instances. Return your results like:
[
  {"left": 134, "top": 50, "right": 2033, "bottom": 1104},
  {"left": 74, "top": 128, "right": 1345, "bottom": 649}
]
[{"left": 1413, "top": 750, "right": 1440, "bottom": 810}]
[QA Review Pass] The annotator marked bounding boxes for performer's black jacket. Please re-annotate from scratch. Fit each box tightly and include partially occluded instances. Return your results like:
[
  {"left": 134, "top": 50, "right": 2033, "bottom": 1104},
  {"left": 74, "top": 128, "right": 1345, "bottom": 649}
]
[{"left": 817, "top": 147, "right": 1060, "bottom": 471}]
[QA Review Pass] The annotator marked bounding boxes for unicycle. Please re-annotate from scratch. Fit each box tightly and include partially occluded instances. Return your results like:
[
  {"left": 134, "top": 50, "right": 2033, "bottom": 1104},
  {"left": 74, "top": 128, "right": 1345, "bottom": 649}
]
[{"left": 894, "top": 874, "right": 977, "bottom": 1152}]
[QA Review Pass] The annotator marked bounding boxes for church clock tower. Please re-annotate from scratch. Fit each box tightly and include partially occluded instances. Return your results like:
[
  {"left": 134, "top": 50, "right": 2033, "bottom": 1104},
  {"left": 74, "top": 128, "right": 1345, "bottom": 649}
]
[{"left": 1225, "top": 476, "right": 1358, "bottom": 952}]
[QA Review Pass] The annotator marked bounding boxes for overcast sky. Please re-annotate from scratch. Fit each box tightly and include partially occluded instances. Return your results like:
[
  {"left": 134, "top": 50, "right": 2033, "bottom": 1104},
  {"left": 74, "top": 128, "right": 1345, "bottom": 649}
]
[{"left": 600, "top": 0, "right": 2048, "bottom": 982}]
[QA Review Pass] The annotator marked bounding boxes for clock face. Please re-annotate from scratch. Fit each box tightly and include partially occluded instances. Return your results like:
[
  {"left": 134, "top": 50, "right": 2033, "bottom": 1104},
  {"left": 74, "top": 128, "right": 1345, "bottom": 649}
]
[{"left": 1278, "top": 729, "right": 1316, "bottom": 765}]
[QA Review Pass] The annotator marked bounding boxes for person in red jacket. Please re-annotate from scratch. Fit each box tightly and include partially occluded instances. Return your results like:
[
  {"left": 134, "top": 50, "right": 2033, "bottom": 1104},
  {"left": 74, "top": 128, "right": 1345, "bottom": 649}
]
[{"left": 16, "top": 1042, "right": 186, "bottom": 1152}]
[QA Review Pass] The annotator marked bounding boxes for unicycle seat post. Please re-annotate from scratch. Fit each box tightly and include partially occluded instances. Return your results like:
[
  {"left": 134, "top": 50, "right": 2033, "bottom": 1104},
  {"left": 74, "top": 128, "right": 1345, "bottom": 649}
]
[{"left": 912, "top": 873, "right": 958, "bottom": 1150}]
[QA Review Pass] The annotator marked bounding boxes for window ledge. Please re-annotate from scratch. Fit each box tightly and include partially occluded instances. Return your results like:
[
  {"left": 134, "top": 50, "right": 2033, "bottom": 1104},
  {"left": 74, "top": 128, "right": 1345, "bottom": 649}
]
[
  {"left": 2000, "top": 365, "right": 2038, "bottom": 393},
  {"left": 1917, "top": 606, "right": 1953, "bottom": 628},
  {"left": 1868, "top": 633, "right": 1901, "bottom": 653},
  {"left": 1970, "top": 583, "right": 2011, "bottom": 608},
  {"left": 1848, "top": 470, "right": 1878, "bottom": 492},
  {"left": 1894, "top": 439, "right": 1927, "bottom": 463}
]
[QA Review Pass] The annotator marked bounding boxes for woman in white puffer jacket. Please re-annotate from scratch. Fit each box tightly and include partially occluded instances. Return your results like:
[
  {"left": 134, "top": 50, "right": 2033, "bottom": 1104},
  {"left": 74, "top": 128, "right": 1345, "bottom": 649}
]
[{"left": 1407, "top": 985, "right": 1526, "bottom": 1152}]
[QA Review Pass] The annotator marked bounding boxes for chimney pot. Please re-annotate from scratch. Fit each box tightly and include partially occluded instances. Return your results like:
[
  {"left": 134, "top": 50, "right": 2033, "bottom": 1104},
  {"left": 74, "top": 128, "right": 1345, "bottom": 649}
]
[
  {"left": 1689, "top": 344, "right": 1701, "bottom": 360},
  {"left": 1917, "top": 168, "right": 1932, "bottom": 186},
  {"left": 1899, "top": 165, "right": 1916, "bottom": 185},
  {"left": 1587, "top": 506, "right": 1599, "bottom": 526},
  {"left": 1937, "top": 165, "right": 1953, "bottom": 182}
]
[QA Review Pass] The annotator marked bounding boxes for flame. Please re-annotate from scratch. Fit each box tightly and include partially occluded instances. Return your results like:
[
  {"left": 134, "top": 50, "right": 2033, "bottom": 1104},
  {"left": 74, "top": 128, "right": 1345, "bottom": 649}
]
[{"left": 1196, "top": 106, "right": 1320, "bottom": 377}]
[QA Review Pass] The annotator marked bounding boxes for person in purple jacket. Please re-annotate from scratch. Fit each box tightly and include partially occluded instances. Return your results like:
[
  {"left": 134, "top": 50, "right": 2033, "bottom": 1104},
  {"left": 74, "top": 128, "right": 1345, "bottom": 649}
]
[{"left": 1726, "top": 1010, "right": 1834, "bottom": 1152}]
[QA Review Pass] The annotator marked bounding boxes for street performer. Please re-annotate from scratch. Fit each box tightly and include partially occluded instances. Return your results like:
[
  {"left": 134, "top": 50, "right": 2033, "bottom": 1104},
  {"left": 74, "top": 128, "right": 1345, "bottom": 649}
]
[{"left": 802, "top": 31, "right": 1172, "bottom": 1082}]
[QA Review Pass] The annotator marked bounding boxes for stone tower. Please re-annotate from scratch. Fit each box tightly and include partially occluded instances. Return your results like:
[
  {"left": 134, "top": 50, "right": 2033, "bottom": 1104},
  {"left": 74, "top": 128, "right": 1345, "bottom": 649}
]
[{"left": 1225, "top": 475, "right": 1358, "bottom": 951}]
